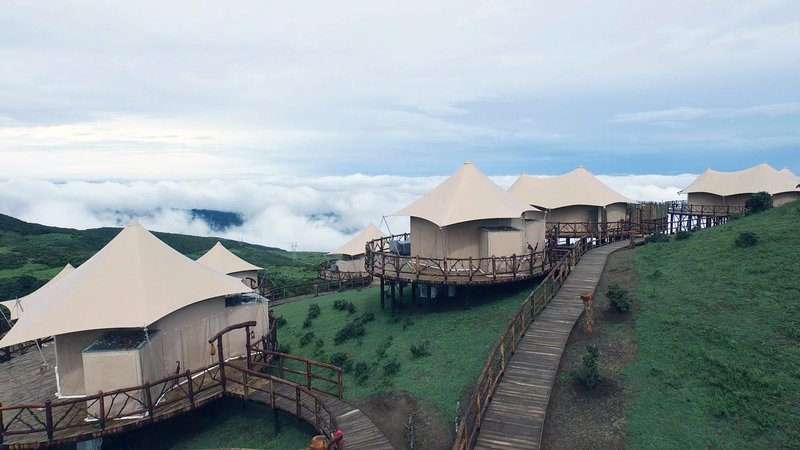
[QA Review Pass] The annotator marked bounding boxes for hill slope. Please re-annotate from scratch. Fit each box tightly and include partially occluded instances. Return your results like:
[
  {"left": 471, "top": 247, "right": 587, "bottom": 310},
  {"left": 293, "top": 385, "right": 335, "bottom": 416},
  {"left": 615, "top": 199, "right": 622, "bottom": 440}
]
[
  {"left": 0, "top": 213, "right": 326, "bottom": 299},
  {"left": 627, "top": 201, "right": 800, "bottom": 448}
]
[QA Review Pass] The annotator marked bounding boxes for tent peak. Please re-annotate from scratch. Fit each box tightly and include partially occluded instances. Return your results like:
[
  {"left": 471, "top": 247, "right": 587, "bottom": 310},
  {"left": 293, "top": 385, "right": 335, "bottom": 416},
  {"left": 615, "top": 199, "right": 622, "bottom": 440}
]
[{"left": 127, "top": 219, "right": 142, "bottom": 227}]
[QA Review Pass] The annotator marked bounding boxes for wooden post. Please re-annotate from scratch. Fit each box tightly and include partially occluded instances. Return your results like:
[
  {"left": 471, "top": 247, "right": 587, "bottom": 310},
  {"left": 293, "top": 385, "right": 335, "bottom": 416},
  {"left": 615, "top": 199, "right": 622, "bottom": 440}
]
[
  {"left": 97, "top": 392, "right": 106, "bottom": 430},
  {"left": 411, "top": 282, "right": 418, "bottom": 306},
  {"left": 246, "top": 325, "right": 252, "bottom": 370},
  {"left": 380, "top": 278, "right": 385, "bottom": 309},
  {"left": 217, "top": 336, "right": 226, "bottom": 391},
  {"left": 580, "top": 293, "right": 594, "bottom": 334},
  {"left": 313, "top": 284, "right": 319, "bottom": 297},
  {"left": 243, "top": 371, "right": 249, "bottom": 401},
  {"left": 390, "top": 281, "right": 397, "bottom": 315},
  {"left": 315, "top": 398, "right": 321, "bottom": 430},
  {"left": 45, "top": 400, "right": 53, "bottom": 440},
  {"left": 491, "top": 256, "right": 496, "bottom": 282},
  {"left": 338, "top": 370, "right": 343, "bottom": 399},
  {"left": 279, "top": 355, "right": 285, "bottom": 379},
  {"left": 306, "top": 361, "right": 312, "bottom": 389},
  {"left": 144, "top": 382, "right": 154, "bottom": 421},
  {"left": 186, "top": 370, "right": 195, "bottom": 406},
  {"left": 426, "top": 284, "right": 432, "bottom": 309},
  {"left": 295, "top": 386, "right": 301, "bottom": 418},
  {"left": 0, "top": 402, "right": 4, "bottom": 445}
]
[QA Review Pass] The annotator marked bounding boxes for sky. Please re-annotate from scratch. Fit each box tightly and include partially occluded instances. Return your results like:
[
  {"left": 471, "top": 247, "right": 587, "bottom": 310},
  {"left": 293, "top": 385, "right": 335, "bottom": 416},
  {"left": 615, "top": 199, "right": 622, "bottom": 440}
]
[{"left": 0, "top": 1, "right": 798, "bottom": 250}]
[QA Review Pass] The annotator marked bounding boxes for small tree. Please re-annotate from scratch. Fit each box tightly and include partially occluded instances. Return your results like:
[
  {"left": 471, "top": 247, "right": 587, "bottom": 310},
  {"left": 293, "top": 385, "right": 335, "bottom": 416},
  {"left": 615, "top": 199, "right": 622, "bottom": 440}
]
[
  {"left": 745, "top": 191, "right": 772, "bottom": 214},
  {"left": 576, "top": 345, "right": 601, "bottom": 388}
]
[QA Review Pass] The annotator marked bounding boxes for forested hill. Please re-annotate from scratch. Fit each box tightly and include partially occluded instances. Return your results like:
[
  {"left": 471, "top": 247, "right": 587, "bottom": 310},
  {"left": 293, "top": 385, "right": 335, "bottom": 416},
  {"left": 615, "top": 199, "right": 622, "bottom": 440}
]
[{"left": 0, "top": 213, "right": 325, "bottom": 300}]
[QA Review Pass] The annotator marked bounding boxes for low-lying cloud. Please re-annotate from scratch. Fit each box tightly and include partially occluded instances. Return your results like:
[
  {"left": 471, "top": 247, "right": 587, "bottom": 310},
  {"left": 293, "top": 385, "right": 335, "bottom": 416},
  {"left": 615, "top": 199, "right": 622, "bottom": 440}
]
[{"left": 0, "top": 173, "right": 693, "bottom": 252}]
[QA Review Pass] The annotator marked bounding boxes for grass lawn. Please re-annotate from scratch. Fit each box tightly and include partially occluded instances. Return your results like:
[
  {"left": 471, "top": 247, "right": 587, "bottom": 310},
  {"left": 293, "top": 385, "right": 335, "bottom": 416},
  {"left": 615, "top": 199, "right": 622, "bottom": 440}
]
[
  {"left": 626, "top": 201, "right": 800, "bottom": 449},
  {"left": 272, "top": 280, "right": 541, "bottom": 424}
]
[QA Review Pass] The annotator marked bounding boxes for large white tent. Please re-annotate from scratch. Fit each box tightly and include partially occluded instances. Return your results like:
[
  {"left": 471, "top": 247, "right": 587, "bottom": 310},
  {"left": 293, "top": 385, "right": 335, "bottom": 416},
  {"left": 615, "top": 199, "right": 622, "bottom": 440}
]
[
  {"left": 508, "top": 166, "right": 631, "bottom": 211},
  {"left": 391, "top": 162, "right": 545, "bottom": 260},
  {"left": 197, "top": 241, "right": 263, "bottom": 287},
  {"left": 679, "top": 163, "right": 800, "bottom": 208}
]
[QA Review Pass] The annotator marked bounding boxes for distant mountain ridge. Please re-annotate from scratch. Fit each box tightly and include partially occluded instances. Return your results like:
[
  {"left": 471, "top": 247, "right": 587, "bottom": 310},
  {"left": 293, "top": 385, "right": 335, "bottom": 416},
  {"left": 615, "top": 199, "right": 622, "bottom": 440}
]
[{"left": 0, "top": 213, "right": 324, "bottom": 300}]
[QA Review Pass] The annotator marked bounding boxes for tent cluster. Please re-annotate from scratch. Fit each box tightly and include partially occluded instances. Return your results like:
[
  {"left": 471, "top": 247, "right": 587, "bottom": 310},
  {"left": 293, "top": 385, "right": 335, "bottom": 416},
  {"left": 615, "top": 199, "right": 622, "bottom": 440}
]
[
  {"left": 679, "top": 163, "right": 800, "bottom": 208},
  {"left": 0, "top": 222, "right": 268, "bottom": 403}
]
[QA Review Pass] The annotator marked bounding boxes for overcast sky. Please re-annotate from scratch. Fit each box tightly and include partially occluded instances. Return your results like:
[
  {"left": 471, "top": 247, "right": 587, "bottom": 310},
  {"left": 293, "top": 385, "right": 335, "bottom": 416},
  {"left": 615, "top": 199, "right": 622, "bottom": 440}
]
[
  {"left": 1, "top": 0, "right": 798, "bottom": 179},
  {"left": 0, "top": 2, "right": 798, "bottom": 249}
]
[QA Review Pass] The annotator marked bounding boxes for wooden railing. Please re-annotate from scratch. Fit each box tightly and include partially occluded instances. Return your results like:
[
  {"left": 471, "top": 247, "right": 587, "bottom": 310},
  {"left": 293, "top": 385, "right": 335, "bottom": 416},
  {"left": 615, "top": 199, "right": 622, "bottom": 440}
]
[
  {"left": 247, "top": 349, "right": 344, "bottom": 400},
  {"left": 317, "top": 260, "right": 374, "bottom": 285},
  {"left": 261, "top": 277, "right": 372, "bottom": 302},
  {"left": 365, "top": 233, "right": 549, "bottom": 285},
  {"left": 451, "top": 231, "right": 620, "bottom": 450},
  {"left": 547, "top": 220, "right": 632, "bottom": 237},
  {"left": 667, "top": 200, "right": 747, "bottom": 217},
  {"left": 0, "top": 322, "right": 343, "bottom": 450}
]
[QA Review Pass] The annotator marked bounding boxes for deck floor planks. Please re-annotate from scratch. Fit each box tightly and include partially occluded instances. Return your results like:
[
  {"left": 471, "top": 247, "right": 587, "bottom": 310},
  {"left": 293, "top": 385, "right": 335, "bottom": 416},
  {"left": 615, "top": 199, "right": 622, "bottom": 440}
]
[{"left": 474, "top": 240, "right": 631, "bottom": 450}]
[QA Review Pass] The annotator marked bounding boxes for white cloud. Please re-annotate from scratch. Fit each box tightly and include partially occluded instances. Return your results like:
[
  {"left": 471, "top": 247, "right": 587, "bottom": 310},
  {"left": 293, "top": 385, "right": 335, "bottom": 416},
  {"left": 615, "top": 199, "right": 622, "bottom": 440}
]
[
  {"left": 0, "top": 172, "right": 693, "bottom": 252},
  {"left": 612, "top": 102, "right": 799, "bottom": 125}
]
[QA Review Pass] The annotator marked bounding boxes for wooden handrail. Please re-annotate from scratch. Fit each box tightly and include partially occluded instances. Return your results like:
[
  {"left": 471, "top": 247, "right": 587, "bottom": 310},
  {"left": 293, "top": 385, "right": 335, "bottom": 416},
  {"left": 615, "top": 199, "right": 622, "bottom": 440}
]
[{"left": 249, "top": 349, "right": 344, "bottom": 399}]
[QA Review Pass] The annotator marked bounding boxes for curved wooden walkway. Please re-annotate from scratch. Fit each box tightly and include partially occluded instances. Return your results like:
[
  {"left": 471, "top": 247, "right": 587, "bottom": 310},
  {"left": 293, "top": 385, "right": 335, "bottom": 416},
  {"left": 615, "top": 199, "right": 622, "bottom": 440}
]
[{"left": 474, "top": 240, "right": 631, "bottom": 450}]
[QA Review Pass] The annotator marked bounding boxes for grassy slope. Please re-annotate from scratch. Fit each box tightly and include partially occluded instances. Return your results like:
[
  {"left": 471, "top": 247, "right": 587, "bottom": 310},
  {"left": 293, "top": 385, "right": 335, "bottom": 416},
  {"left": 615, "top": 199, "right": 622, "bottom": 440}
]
[
  {"left": 0, "top": 213, "right": 325, "bottom": 299},
  {"left": 272, "top": 281, "right": 540, "bottom": 420},
  {"left": 627, "top": 202, "right": 800, "bottom": 449}
]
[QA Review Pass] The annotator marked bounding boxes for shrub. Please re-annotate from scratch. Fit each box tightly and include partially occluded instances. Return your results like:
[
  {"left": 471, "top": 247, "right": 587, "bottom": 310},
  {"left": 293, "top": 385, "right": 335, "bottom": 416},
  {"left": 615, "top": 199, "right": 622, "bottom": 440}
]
[
  {"left": 646, "top": 233, "right": 670, "bottom": 244},
  {"left": 383, "top": 358, "right": 401, "bottom": 377},
  {"left": 358, "top": 311, "right": 375, "bottom": 323},
  {"left": 376, "top": 336, "right": 393, "bottom": 359},
  {"left": 333, "top": 299, "right": 357, "bottom": 314},
  {"left": 675, "top": 230, "right": 692, "bottom": 240},
  {"left": 736, "top": 231, "right": 759, "bottom": 248},
  {"left": 330, "top": 352, "right": 350, "bottom": 368},
  {"left": 334, "top": 321, "right": 366, "bottom": 344},
  {"left": 606, "top": 283, "right": 632, "bottom": 313},
  {"left": 575, "top": 345, "right": 601, "bottom": 388},
  {"left": 353, "top": 362, "right": 370, "bottom": 385},
  {"left": 307, "top": 303, "right": 321, "bottom": 319},
  {"left": 302, "top": 317, "right": 313, "bottom": 329},
  {"left": 275, "top": 316, "right": 287, "bottom": 328},
  {"left": 745, "top": 191, "right": 772, "bottom": 214},
  {"left": 410, "top": 341, "right": 431, "bottom": 359},
  {"left": 299, "top": 332, "right": 315, "bottom": 347}
]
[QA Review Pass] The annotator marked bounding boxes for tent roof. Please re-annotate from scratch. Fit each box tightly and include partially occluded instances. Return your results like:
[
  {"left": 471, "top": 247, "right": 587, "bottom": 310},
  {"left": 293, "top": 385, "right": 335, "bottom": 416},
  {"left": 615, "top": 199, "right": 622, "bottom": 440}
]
[
  {"left": 0, "top": 222, "right": 251, "bottom": 347},
  {"left": 197, "top": 241, "right": 262, "bottom": 274},
  {"left": 391, "top": 162, "right": 540, "bottom": 227},
  {"left": 779, "top": 167, "right": 798, "bottom": 179},
  {"left": 0, "top": 264, "right": 75, "bottom": 322},
  {"left": 508, "top": 167, "right": 631, "bottom": 210},
  {"left": 328, "top": 223, "right": 386, "bottom": 256},
  {"left": 679, "top": 163, "right": 800, "bottom": 197}
]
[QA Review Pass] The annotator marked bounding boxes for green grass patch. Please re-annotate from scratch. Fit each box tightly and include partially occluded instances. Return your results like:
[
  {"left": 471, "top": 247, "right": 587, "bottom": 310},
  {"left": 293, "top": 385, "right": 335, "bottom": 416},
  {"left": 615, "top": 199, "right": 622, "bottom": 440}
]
[
  {"left": 626, "top": 201, "right": 800, "bottom": 449},
  {"left": 273, "top": 281, "right": 540, "bottom": 419}
]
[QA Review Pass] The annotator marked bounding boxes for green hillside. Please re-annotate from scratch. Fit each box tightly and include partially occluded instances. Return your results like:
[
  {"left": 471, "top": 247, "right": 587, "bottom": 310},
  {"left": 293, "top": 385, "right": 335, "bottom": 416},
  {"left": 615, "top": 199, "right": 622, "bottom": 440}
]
[
  {"left": 626, "top": 201, "right": 800, "bottom": 448},
  {"left": 0, "top": 213, "right": 326, "bottom": 300}
]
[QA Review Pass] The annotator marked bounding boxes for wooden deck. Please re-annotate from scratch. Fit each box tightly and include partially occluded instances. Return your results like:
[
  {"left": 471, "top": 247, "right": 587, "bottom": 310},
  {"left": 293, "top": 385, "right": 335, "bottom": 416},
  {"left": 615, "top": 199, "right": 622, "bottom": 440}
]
[
  {"left": 473, "top": 240, "right": 631, "bottom": 450},
  {"left": 1, "top": 346, "right": 390, "bottom": 449}
]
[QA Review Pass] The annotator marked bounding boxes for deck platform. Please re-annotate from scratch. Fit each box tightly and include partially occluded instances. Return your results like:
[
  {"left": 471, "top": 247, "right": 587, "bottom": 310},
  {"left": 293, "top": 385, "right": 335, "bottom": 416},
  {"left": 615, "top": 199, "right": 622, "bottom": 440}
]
[{"left": 473, "top": 240, "right": 630, "bottom": 450}]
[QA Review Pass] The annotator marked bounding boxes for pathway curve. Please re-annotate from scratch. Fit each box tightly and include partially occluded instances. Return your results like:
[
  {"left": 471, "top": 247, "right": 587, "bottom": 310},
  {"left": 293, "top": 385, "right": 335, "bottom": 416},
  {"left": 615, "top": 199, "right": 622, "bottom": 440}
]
[{"left": 474, "top": 240, "right": 631, "bottom": 450}]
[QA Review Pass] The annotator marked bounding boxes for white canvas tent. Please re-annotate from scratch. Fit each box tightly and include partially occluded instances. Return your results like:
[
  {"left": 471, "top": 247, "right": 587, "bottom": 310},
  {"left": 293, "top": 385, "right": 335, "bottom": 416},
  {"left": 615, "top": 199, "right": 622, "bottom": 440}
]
[
  {"left": 679, "top": 163, "right": 800, "bottom": 208},
  {"left": 0, "top": 264, "right": 74, "bottom": 322},
  {"left": 507, "top": 167, "right": 631, "bottom": 230},
  {"left": 391, "top": 162, "right": 545, "bottom": 259},
  {"left": 0, "top": 222, "right": 267, "bottom": 401},
  {"left": 327, "top": 223, "right": 386, "bottom": 275},
  {"left": 197, "top": 241, "right": 263, "bottom": 288}
]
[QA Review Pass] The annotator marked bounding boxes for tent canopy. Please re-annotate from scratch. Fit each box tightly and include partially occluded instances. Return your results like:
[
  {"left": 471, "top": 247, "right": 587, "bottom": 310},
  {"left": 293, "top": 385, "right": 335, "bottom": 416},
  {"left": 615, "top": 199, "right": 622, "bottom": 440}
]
[
  {"left": 0, "top": 222, "right": 251, "bottom": 347},
  {"left": 197, "top": 241, "right": 262, "bottom": 275},
  {"left": 679, "top": 163, "right": 800, "bottom": 197},
  {"left": 391, "top": 162, "right": 540, "bottom": 227},
  {"left": 0, "top": 264, "right": 75, "bottom": 322},
  {"left": 328, "top": 223, "right": 386, "bottom": 256},
  {"left": 508, "top": 166, "right": 631, "bottom": 210}
]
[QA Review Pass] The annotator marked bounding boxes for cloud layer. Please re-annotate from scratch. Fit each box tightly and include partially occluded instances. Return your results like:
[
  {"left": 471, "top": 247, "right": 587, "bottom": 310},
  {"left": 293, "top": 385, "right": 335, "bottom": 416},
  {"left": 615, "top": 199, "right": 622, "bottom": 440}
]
[{"left": 0, "top": 173, "right": 694, "bottom": 252}]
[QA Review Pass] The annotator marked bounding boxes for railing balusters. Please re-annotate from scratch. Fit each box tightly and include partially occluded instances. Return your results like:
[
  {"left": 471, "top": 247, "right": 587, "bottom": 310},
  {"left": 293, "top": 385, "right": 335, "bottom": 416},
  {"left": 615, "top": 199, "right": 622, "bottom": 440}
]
[{"left": 44, "top": 401, "right": 53, "bottom": 441}]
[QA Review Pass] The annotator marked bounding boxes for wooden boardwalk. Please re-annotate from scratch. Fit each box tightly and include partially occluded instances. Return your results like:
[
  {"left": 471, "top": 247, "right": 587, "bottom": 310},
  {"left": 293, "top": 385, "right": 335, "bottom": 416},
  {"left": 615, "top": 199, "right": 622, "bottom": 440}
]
[
  {"left": 474, "top": 240, "right": 631, "bottom": 450},
  {"left": 1, "top": 347, "right": 390, "bottom": 449}
]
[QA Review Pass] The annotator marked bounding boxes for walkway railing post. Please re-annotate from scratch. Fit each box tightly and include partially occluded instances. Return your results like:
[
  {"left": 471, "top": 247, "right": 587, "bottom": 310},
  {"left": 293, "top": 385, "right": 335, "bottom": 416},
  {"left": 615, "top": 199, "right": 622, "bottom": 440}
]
[
  {"left": 217, "top": 336, "right": 226, "bottom": 391},
  {"left": 246, "top": 325, "right": 252, "bottom": 370},
  {"left": 97, "top": 392, "right": 106, "bottom": 430},
  {"left": 45, "top": 400, "right": 53, "bottom": 441},
  {"left": 185, "top": 370, "right": 195, "bottom": 406},
  {"left": 144, "top": 382, "right": 154, "bottom": 421},
  {"left": 0, "top": 403, "right": 4, "bottom": 445},
  {"left": 306, "top": 361, "right": 312, "bottom": 390}
]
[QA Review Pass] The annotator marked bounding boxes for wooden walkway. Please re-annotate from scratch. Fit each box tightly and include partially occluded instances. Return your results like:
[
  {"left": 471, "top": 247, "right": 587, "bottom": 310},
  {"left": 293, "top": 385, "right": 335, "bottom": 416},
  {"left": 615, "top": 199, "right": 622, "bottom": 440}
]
[{"left": 474, "top": 240, "right": 631, "bottom": 450}]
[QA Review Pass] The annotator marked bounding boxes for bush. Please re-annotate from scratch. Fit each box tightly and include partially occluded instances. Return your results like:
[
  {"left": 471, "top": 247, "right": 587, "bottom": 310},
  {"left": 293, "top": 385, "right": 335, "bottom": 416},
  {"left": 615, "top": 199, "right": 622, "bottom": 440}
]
[
  {"left": 383, "top": 358, "right": 401, "bottom": 377},
  {"left": 606, "top": 283, "right": 632, "bottom": 313},
  {"left": 575, "top": 345, "right": 601, "bottom": 388},
  {"left": 745, "top": 191, "right": 772, "bottom": 214},
  {"left": 410, "top": 341, "right": 431, "bottom": 359},
  {"left": 353, "top": 362, "right": 370, "bottom": 385},
  {"left": 646, "top": 233, "right": 670, "bottom": 244},
  {"left": 334, "top": 321, "right": 366, "bottom": 344},
  {"left": 302, "top": 317, "right": 313, "bottom": 328},
  {"left": 299, "top": 331, "right": 315, "bottom": 347},
  {"left": 358, "top": 311, "right": 375, "bottom": 323},
  {"left": 376, "top": 336, "right": 393, "bottom": 359},
  {"left": 736, "top": 231, "right": 759, "bottom": 248},
  {"left": 675, "top": 230, "right": 692, "bottom": 240},
  {"left": 275, "top": 316, "right": 287, "bottom": 328},
  {"left": 333, "top": 299, "right": 357, "bottom": 314},
  {"left": 330, "top": 352, "right": 350, "bottom": 369},
  {"left": 307, "top": 303, "right": 321, "bottom": 319}
]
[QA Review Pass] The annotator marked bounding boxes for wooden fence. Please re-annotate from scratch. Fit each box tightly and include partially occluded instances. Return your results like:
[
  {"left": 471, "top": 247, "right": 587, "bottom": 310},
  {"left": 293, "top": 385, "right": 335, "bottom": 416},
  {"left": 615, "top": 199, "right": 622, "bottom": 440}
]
[{"left": 248, "top": 349, "right": 344, "bottom": 400}]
